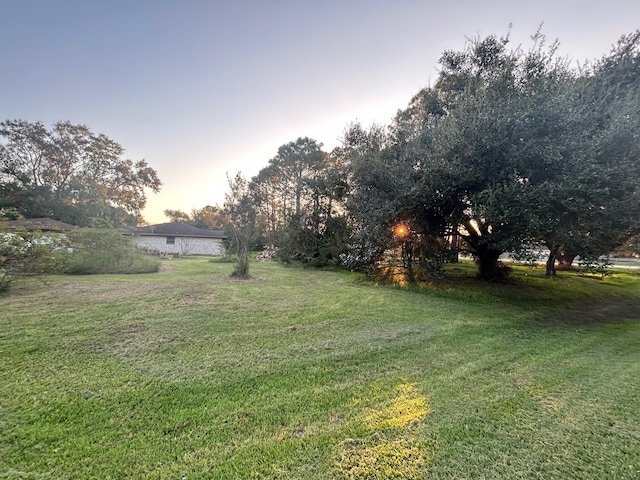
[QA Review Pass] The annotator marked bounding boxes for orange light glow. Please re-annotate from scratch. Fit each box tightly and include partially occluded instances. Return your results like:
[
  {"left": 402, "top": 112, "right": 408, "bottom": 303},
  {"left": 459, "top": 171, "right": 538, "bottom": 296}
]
[{"left": 395, "top": 224, "right": 409, "bottom": 237}]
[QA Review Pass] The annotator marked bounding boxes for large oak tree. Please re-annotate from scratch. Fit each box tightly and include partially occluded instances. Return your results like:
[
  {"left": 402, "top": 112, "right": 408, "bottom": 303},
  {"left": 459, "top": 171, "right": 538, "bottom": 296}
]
[{"left": 347, "top": 30, "right": 640, "bottom": 280}]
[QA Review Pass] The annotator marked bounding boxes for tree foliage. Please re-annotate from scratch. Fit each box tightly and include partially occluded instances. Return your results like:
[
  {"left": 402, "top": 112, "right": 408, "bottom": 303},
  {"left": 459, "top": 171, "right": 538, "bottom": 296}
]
[
  {"left": 536, "top": 32, "right": 640, "bottom": 274},
  {"left": 249, "top": 137, "right": 350, "bottom": 265},
  {"left": 216, "top": 30, "right": 639, "bottom": 282},
  {"left": 224, "top": 173, "right": 258, "bottom": 278},
  {"left": 0, "top": 228, "right": 69, "bottom": 292},
  {"left": 0, "top": 120, "right": 162, "bottom": 227},
  {"left": 347, "top": 30, "right": 640, "bottom": 280},
  {"left": 163, "top": 206, "right": 229, "bottom": 230},
  {"left": 163, "top": 209, "right": 191, "bottom": 223},
  {"left": 191, "top": 205, "right": 229, "bottom": 230}
]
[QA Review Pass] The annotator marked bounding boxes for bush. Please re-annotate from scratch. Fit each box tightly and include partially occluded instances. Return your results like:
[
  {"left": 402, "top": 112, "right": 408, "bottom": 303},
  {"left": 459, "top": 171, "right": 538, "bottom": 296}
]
[
  {"left": 275, "top": 217, "right": 351, "bottom": 268},
  {"left": 65, "top": 229, "right": 160, "bottom": 274},
  {"left": 340, "top": 238, "right": 384, "bottom": 273},
  {"left": 0, "top": 229, "right": 70, "bottom": 292}
]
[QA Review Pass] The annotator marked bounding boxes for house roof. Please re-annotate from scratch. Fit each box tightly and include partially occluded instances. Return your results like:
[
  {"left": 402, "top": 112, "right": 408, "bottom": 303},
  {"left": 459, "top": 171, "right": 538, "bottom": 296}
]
[
  {"left": 131, "top": 222, "right": 226, "bottom": 239},
  {"left": 2, "top": 217, "right": 78, "bottom": 231}
]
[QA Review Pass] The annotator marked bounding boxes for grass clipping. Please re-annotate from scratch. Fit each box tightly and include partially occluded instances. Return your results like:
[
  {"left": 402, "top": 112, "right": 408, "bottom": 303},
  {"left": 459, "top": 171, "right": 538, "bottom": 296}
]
[{"left": 335, "top": 383, "right": 431, "bottom": 479}]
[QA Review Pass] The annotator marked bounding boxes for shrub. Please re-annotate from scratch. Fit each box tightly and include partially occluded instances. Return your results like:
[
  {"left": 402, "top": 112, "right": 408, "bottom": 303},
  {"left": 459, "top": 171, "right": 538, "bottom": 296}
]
[
  {"left": 0, "top": 229, "right": 70, "bottom": 292},
  {"left": 65, "top": 229, "right": 160, "bottom": 274}
]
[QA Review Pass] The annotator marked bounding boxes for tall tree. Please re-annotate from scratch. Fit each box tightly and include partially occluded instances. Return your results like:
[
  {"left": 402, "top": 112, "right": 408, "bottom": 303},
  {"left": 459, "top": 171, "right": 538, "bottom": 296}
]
[
  {"left": 250, "top": 163, "right": 285, "bottom": 245},
  {"left": 248, "top": 137, "right": 350, "bottom": 265},
  {"left": 421, "top": 33, "right": 570, "bottom": 279},
  {"left": 272, "top": 137, "right": 325, "bottom": 221},
  {"left": 536, "top": 32, "right": 640, "bottom": 274},
  {"left": 0, "top": 120, "right": 161, "bottom": 226},
  {"left": 249, "top": 137, "right": 325, "bottom": 232}
]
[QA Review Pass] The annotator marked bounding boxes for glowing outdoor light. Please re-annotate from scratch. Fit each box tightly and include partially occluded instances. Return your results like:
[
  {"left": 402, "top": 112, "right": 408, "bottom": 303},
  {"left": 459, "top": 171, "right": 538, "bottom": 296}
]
[{"left": 394, "top": 224, "right": 409, "bottom": 238}]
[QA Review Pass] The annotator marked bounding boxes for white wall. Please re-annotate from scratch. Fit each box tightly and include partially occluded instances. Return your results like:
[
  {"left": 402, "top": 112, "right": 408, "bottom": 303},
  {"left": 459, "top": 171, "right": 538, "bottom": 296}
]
[{"left": 132, "top": 235, "right": 225, "bottom": 256}]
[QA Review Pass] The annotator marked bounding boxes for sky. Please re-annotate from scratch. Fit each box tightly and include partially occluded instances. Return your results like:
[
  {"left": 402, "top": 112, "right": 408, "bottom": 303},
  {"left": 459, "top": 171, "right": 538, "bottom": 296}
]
[{"left": 2, "top": 0, "right": 639, "bottom": 224}]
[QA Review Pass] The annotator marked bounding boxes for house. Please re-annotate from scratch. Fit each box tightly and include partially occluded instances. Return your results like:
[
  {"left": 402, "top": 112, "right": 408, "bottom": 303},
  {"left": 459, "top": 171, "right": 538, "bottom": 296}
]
[{"left": 126, "top": 222, "right": 226, "bottom": 256}]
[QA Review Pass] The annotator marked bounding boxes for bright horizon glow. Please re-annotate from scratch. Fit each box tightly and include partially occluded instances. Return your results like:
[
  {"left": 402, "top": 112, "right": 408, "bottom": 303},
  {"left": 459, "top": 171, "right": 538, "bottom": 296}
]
[{"left": 2, "top": 1, "right": 638, "bottom": 225}]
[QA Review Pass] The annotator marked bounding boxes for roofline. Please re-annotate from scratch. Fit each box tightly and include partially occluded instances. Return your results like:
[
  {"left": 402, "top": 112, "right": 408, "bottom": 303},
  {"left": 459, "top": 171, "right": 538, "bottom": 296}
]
[{"left": 132, "top": 232, "right": 226, "bottom": 239}]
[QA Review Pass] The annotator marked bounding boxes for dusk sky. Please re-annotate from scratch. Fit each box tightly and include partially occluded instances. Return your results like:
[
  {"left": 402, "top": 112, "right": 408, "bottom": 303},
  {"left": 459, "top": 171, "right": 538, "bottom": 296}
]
[{"left": 3, "top": 0, "right": 639, "bottom": 224}]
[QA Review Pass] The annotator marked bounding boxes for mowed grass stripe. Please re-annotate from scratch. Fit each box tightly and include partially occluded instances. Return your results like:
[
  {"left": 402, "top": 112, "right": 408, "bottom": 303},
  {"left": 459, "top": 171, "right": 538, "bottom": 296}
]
[{"left": 1, "top": 258, "right": 639, "bottom": 478}]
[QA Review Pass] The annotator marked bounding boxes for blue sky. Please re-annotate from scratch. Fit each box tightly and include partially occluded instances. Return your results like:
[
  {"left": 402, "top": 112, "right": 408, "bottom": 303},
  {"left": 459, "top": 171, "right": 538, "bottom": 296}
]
[{"left": 2, "top": 0, "right": 639, "bottom": 224}]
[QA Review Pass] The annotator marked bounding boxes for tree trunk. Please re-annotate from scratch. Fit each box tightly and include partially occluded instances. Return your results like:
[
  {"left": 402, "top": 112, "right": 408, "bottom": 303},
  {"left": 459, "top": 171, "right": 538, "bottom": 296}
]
[
  {"left": 475, "top": 248, "right": 503, "bottom": 281},
  {"left": 401, "top": 240, "right": 415, "bottom": 283},
  {"left": 232, "top": 234, "right": 251, "bottom": 278},
  {"left": 556, "top": 252, "right": 577, "bottom": 270},
  {"left": 545, "top": 244, "right": 559, "bottom": 277}
]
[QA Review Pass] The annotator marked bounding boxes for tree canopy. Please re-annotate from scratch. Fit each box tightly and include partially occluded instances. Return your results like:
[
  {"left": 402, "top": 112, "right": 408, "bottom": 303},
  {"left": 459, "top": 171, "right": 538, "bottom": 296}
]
[
  {"left": 345, "top": 30, "right": 640, "bottom": 280},
  {"left": 216, "top": 30, "right": 639, "bottom": 281},
  {"left": 0, "top": 120, "right": 161, "bottom": 227},
  {"left": 163, "top": 206, "right": 229, "bottom": 230},
  {"left": 249, "top": 137, "right": 350, "bottom": 265}
]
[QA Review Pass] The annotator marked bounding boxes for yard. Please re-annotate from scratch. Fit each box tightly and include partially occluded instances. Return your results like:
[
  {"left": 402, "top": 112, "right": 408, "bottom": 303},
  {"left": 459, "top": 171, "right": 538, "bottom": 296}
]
[{"left": 1, "top": 258, "right": 639, "bottom": 479}]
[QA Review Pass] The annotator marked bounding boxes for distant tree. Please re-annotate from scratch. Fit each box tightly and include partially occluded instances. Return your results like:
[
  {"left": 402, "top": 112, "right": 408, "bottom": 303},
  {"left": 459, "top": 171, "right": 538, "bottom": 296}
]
[
  {"left": 0, "top": 120, "right": 161, "bottom": 227},
  {"left": 163, "top": 206, "right": 229, "bottom": 230},
  {"left": 248, "top": 137, "right": 350, "bottom": 265},
  {"left": 163, "top": 209, "right": 191, "bottom": 223},
  {"left": 191, "top": 205, "right": 229, "bottom": 230},
  {"left": 250, "top": 138, "right": 324, "bottom": 229},
  {"left": 224, "top": 172, "right": 258, "bottom": 278}
]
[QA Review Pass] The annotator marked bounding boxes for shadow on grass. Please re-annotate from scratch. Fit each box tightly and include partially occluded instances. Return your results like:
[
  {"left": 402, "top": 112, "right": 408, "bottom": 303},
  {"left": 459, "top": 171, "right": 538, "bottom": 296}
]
[
  {"left": 367, "top": 261, "right": 640, "bottom": 327},
  {"left": 537, "top": 298, "right": 640, "bottom": 326}
]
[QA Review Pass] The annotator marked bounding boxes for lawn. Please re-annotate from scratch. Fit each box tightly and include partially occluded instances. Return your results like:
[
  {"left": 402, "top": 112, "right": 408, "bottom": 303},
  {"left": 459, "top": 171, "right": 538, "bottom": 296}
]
[{"left": 1, "top": 258, "right": 639, "bottom": 479}]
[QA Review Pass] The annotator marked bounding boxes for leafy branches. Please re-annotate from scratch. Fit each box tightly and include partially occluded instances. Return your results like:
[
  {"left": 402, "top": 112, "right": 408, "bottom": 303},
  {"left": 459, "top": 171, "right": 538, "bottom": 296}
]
[
  {"left": 0, "top": 229, "right": 69, "bottom": 292},
  {"left": 346, "top": 30, "right": 640, "bottom": 280},
  {"left": 224, "top": 173, "right": 258, "bottom": 278},
  {"left": 0, "top": 120, "right": 162, "bottom": 227}
]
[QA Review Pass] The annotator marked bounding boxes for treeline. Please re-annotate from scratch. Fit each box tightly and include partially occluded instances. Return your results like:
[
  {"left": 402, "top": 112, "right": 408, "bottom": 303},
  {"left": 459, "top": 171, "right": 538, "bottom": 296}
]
[
  {"left": 2, "top": 30, "right": 638, "bottom": 282},
  {"left": 163, "top": 205, "right": 229, "bottom": 230},
  {"left": 225, "top": 30, "right": 640, "bottom": 281}
]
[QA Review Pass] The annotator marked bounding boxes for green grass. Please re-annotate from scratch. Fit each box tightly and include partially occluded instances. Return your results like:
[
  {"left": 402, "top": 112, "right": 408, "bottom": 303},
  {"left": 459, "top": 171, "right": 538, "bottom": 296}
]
[{"left": 1, "top": 258, "right": 639, "bottom": 479}]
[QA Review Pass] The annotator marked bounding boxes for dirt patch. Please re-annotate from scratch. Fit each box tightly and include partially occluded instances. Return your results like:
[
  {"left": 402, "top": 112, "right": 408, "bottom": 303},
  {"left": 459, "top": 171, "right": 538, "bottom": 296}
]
[{"left": 540, "top": 298, "right": 640, "bottom": 325}]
